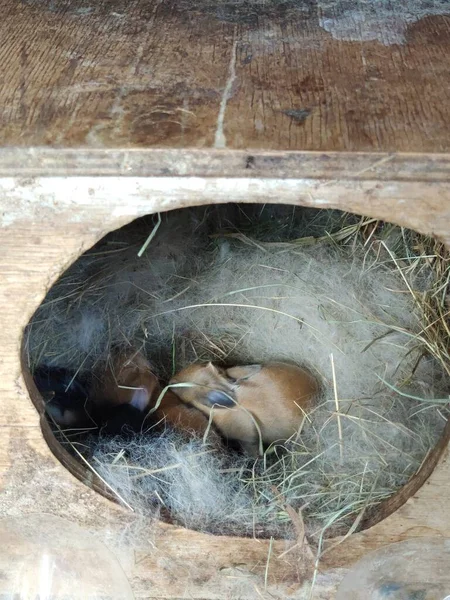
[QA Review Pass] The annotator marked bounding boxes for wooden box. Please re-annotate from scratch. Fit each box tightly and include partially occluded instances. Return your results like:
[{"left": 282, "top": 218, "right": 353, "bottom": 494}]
[{"left": 0, "top": 0, "right": 449, "bottom": 596}]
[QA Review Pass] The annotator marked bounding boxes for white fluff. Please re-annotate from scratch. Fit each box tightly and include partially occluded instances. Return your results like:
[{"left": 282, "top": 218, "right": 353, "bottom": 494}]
[{"left": 92, "top": 432, "right": 277, "bottom": 537}]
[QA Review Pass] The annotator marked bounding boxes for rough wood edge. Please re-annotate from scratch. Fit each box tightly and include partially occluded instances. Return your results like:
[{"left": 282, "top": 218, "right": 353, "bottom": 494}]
[
  {"left": 2, "top": 176, "right": 449, "bottom": 248},
  {"left": 2, "top": 148, "right": 450, "bottom": 180}
]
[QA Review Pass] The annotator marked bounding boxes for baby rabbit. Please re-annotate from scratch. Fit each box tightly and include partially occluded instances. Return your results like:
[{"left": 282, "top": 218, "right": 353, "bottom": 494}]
[
  {"left": 35, "top": 351, "right": 211, "bottom": 437},
  {"left": 169, "top": 362, "right": 318, "bottom": 456},
  {"left": 90, "top": 350, "right": 160, "bottom": 414},
  {"left": 90, "top": 350, "right": 210, "bottom": 436},
  {"left": 33, "top": 366, "right": 91, "bottom": 427}
]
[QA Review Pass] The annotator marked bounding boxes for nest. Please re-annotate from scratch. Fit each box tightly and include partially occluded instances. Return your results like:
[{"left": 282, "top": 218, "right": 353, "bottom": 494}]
[{"left": 25, "top": 204, "right": 450, "bottom": 545}]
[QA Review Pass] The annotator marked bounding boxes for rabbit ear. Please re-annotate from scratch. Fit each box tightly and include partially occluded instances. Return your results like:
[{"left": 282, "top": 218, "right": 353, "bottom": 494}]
[
  {"left": 205, "top": 361, "right": 221, "bottom": 374},
  {"left": 226, "top": 364, "right": 262, "bottom": 383},
  {"left": 130, "top": 387, "right": 150, "bottom": 412},
  {"left": 205, "top": 361, "right": 238, "bottom": 389},
  {"left": 206, "top": 390, "right": 236, "bottom": 408}
]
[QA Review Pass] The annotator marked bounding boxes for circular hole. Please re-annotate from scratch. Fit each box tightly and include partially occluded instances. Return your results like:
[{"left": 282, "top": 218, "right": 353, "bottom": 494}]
[{"left": 22, "top": 203, "right": 450, "bottom": 542}]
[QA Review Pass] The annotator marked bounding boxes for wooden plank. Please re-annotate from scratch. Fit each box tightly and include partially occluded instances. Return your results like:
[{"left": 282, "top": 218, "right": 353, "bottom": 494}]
[
  {"left": 1, "top": 0, "right": 449, "bottom": 153},
  {"left": 2, "top": 175, "right": 449, "bottom": 247},
  {"left": 0, "top": 193, "right": 449, "bottom": 598},
  {"left": 1, "top": 149, "right": 450, "bottom": 179}
]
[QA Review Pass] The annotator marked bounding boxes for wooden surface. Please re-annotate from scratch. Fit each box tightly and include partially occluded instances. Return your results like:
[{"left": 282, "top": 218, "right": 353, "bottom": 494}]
[
  {"left": 1, "top": 0, "right": 449, "bottom": 155},
  {"left": 0, "top": 0, "right": 449, "bottom": 597},
  {"left": 0, "top": 189, "right": 449, "bottom": 599}
]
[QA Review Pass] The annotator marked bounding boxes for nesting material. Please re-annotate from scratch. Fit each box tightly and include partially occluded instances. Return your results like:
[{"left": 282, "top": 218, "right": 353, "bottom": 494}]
[
  {"left": 92, "top": 432, "right": 274, "bottom": 537},
  {"left": 26, "top": 206, "right": 450, "bottom": 540}
]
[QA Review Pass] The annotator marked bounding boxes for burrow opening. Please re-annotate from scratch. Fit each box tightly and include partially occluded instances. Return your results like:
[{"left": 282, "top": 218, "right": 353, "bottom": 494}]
[{"left": 23, "top": 203, "right": 450, "bottom": 541}]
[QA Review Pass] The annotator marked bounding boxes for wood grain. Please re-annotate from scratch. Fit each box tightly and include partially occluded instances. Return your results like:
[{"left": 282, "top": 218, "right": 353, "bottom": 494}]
[{"left": 0, "top": 0, "right": 449, "bottom": 152}]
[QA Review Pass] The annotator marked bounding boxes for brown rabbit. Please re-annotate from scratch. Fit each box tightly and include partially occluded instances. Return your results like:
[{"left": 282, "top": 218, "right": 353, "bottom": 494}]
[
  {"left": 90, "top": 350, "right": 160, "bottom": 412},
  {"left": 89, "top": 350, "right": 210, "bottom": 436},
  {"left": 169, "top": 362, "right": 318, "bottom": 456}
]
